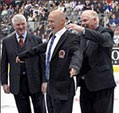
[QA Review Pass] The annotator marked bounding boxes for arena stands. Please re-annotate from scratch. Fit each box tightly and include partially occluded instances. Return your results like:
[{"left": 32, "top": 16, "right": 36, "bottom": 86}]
[{"left": 0, "top": 0, "right": 119, "bottom": 44}]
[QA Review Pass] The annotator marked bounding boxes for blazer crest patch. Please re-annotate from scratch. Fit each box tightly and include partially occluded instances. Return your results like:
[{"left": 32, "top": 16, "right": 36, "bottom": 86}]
[{"left": 59, "top": 50, "right": 65, "bottom": 58}]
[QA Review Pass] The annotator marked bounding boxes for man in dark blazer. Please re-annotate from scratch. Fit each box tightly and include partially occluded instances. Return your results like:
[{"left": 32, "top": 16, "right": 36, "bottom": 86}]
[
  {"left": 16, "top": 10, "right": 83, "bottom": 113},
  {"left": 1, "top": 14, "right": 45, "bottom": 113},
  {"left": 67, "top": 10, "right": 116, "bottom": 113}
]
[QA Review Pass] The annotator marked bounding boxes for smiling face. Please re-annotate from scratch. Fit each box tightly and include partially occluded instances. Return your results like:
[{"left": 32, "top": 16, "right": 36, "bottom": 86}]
[
  {"left": 81, "top": 15, "right": 96, "bottom": 29},
  {"left": 48, "top": 10, "right": 66, "bottom": 34},
  {"left": 12, "top": 14, "right": 27, "bottom": 36},
  {"left": 81, "top": 10, "right": 99, "bottom": 30}
]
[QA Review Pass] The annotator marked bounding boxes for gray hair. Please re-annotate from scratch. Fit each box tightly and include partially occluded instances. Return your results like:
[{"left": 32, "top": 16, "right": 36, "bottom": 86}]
[
  {"left": 81, "top": 10, "right": 99, "bottom": 25},
  {"left": 12, "top": 14, "right": 27, "bottom": 25}
]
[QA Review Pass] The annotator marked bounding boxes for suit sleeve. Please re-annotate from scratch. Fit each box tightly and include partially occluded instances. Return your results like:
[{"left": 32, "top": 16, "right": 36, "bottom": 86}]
[
  {"left": 19, "top": 42, "right": 47, "bottom": 60},
  {"left": 39, "top": 53, "right": 47, "bottom": 82},
  {"left": 1, "top": 40, "right": 9, "bottom": 85},
  {"left": 84, "top": 28, "right": 114, "bottom": 47},
  {"left": 69, "top": 34, "right": 83, "bottom": 73}
]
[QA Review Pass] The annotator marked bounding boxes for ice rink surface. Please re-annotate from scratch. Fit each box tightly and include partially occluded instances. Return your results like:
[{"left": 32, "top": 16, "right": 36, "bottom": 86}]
[{"left": 1, "top": 72, "right": 119, "bottom": 113}]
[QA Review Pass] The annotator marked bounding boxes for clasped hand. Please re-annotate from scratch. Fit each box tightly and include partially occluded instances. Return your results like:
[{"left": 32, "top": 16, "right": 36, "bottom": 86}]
[{"left": 16, "top": 56, "right": 24, "bottom": 63}]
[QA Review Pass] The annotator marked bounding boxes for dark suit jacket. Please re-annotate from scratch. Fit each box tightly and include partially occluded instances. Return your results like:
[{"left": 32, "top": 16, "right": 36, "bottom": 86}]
[
  {"left": 1, "top": 32, "right": 43, "bottom": 95},
  {"left": 78, "top": 26, "right": 116, "bottom": 91},
  {"left": 18, "top": 30, "right": 83, "bottom": 100}
]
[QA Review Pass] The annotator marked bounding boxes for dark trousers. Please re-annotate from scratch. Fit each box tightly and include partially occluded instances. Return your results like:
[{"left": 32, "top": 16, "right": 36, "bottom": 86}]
[
  {"left": 14, "top": 76, "right": 46, "bottom": 113},
  {"left": 80, "top": 80, "right": 114, "bottom": 113},
  {"left": 46, "top": 93, "right": 74, "bottom": 113},
  {"left": 46, "top": 86, "right": 74, "bottom": 113}
]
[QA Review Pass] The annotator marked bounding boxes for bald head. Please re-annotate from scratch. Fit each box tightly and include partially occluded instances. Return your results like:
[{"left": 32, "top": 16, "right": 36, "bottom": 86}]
[
  {"left": 48, "top": 10, "right": 66, "bottom": 33},
  {"left": 49, "top": 10, "right": 66, "bottom": 20}
]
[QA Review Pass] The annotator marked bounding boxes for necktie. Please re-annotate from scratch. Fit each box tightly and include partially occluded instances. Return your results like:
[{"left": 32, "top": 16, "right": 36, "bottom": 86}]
[
  {"left": 46, "top": 35, "right": 55, "bottom": 80},
  {"left": 19, "top": 36, "right": 24, "bottom": 47}
]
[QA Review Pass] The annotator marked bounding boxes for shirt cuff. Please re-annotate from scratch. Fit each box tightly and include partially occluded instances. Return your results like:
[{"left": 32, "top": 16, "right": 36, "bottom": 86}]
[{"left": 82, "top": 28, "right": 85, "bottom": 35}]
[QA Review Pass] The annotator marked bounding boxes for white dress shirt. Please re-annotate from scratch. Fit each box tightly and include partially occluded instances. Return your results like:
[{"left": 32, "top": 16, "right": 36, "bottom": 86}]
[
  {"left": 46, "top": 27, "right": 66, "bottom": 61},
  {"left": 16, "top": 31, "right": 27, "bottom": 43}
]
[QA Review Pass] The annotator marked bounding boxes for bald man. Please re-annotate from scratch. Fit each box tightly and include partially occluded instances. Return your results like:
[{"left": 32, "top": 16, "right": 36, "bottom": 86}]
[
  {"left": 67, "top": 10, "right": 116, "bottom": 113},
  {"left": 16, "top": 10, "right": 83, "bottom": 113}
]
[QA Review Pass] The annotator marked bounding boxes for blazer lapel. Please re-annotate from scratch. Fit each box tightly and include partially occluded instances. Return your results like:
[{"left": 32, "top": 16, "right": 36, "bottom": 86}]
[
  {"left": 51, "top": 31, "right": 68, "bottom": 60},
  {"left": 11, "top": 33, "right": 18, "bottom": 45},
  {"left": 8, "top": 33, "right": 21, "bottom": 56},
  {"left": 11, "top": 33, "right": 19, "bottom": 49},
  {"left": 24, "top": 33, "right": 32, "bottom": 50},
  {"left": 85, "top": 26, "right": 102, "bottom": 51},
  {"left": 80, "top": 33, "right": 89, "bottom": 52}
]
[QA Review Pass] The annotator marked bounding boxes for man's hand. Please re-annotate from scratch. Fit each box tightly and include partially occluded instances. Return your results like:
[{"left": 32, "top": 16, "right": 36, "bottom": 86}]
[
  {"left": 3, "top": 84, "right": 10, "bottom": 94},
  {"left": 67, "top": 23, "right": 85, "bottom": 32},
  {"left": 16, "top": 56, "right": 24, "bottom": 63},
  {"left": 70, "top": 68, "right": 78, "bottom": 78},
  {"left": 41, "top": 82, "right": 47, "bottom": 93}
]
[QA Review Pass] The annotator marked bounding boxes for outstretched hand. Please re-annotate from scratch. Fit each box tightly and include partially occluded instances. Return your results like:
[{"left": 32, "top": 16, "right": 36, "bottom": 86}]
[
  {"left": 3, "top": 84, "right": 10, "bottom": 94},
  {"left": 41, "top": 82, "right": 47, "bottom": 93},
  {"left": 70, "top": 68, "right": 78, "bottom": 78},
  {"left": 67, "top": 23, "right": 85, "bottom": 32}
]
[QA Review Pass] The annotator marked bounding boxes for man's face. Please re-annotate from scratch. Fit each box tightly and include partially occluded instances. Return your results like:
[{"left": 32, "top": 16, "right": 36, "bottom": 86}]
[
  {"left": 48, "top": 13, "right": 64, "bottom": 33},
  {"left": 81, "top": 15, "right": 96, "bottom": 29},
  {"left": 13, "top": 20, "right": 27, "bottom": 35}
]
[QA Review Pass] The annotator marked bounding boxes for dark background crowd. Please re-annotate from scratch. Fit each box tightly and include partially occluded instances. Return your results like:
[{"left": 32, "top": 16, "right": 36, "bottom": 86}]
[{"left": 0, "top": 0, "right": 119, "bottom": 45}]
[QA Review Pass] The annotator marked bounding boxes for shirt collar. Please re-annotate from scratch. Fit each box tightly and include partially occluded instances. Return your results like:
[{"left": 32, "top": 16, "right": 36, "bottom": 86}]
[
  {"left": 55, "top": 27, "right": 66, "bottom": 38},
  {"left": 16, "top": 31, "right": 27, "bottom": 39},
  {"left": 95, "top": 25, "right": 100, "bottom": 31}
]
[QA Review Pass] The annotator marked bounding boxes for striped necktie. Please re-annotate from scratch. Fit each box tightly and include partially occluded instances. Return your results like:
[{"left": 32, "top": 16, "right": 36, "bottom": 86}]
[{"left": 46, "top": 35, "right": 55, "bottom": 80}]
